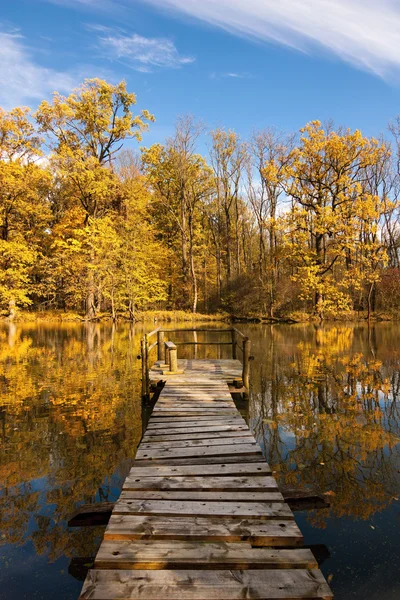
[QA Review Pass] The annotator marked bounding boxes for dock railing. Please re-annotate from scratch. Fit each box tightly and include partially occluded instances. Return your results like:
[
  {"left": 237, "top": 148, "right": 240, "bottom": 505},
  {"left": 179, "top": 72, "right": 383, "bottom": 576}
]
[{"left": 140, "top": 327, "right": 251, "bottom": 399}]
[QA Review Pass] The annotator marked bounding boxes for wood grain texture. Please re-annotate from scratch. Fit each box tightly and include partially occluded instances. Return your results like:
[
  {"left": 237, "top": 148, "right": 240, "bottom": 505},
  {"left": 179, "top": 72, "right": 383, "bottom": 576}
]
[
  {"left": 123, "top": 475, "right": 278, "bottom": 492},
  {"left": 130, "top": 455, "right": 267, "bottom": 467},
  {"left": 146, "top": 418, "right": 246, "bottom": 429},
  {"left": 104, "top": 515, "right": 304, "bottom": 546},
  {"left": 135, "top": 444, "right": 262, "bottom": 461},
  {"left": 95, "top": 541, "right": 317, "bottom": 570},
  {"left": 142, "top": 430, "right": 253, "bottom": 442},
  {"left": 78, "top": 358, "right": 333, "bottom": 600},
  {"left": 127, "top": 463, "right": 271, "bottom": 477},
  {"left": 80, "top": 569, "right": 333, "bottom": 599},
  {"left": 139, "top": 437, "right": 257, "bottom": 450},
  {"left": 119, "top": 491, "right": 284, "bottom": 502},
  {"left": 112, "top": 499, "right": 293, "bottom": 519}
]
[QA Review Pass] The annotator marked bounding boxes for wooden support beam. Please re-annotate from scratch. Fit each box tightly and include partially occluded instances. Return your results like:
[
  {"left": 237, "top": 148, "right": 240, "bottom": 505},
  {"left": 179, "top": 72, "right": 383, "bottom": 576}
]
[{"left": 68, "top": 489, "right": 330, "bottom": 527}]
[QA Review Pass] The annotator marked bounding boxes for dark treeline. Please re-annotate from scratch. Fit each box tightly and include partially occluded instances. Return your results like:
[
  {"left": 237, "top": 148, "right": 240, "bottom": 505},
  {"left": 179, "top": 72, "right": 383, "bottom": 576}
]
[{"left": 2, "top": 78, "right": 400, "bottom": 321}]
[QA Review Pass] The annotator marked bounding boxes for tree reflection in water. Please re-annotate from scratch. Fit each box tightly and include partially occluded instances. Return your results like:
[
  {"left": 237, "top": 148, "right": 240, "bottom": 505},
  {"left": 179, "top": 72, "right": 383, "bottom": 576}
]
[
  {"left": 0, "top": 322, "right": 143, "bottom": 565},
  {"left": 1, "top": 321, "right": 399, "bottom": 599},
  {"left": 250, "top": 324, "right": 400, "bottom": 527}
]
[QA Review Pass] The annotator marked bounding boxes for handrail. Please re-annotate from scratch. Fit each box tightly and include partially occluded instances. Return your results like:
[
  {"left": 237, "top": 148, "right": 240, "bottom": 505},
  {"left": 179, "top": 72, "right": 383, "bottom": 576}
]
[
  {"left": 231, "top": 326, "right": 247, "bottom": 339},
  {"left": 140, "top": 326, "right": 251, "bottom": 398},
  {"left": 147, "top": 327, "right": 161, "bottom": 340}
]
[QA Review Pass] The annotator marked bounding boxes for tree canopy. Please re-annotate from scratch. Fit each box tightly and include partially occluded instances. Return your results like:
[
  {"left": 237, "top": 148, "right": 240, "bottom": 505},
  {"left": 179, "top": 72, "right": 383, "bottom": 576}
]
[{"left": 2, "top": 79, "right": 400, "bottom": 321}]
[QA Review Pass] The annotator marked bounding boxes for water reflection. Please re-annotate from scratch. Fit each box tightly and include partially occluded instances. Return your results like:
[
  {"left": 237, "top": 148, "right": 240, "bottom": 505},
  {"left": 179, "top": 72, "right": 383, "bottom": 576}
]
[
  {"left": 248, "top": 324, "right": 400, "bottom": 528},
  {"left": 0, "top": 322, "right": 143, "bottom": 598},
  {"left": 0, "top": 321, "right": 399, "bottom": 599}
]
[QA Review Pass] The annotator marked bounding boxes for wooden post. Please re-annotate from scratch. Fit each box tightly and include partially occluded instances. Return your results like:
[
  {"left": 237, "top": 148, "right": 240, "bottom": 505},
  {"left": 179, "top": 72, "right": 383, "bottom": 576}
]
[
  {"left": 165, "top": 344, "right": 170, "bottom": 369},
  {"left": 141, "top": 336, "right": 149, "bottom": 399},
  {"left": 169, "top": 345, "right": 178, "bottom": 372},
  {"left": 145, "top": 334, "right": 151, "bottom": 398},
  {"left": 242, "top": 337, "right": 251, "bottom": 390},
  {"left": 157, "top": 330, "right": 165, "bottom": 362},
  {"left": 231, "top": 329, "right": 237, "bottom": 359}
]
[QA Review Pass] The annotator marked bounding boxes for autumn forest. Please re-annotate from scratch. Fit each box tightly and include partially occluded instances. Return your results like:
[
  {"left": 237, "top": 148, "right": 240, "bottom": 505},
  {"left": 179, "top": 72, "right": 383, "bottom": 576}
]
[{"left": 3, "top": 78, "right": 400, "bottom": 321}]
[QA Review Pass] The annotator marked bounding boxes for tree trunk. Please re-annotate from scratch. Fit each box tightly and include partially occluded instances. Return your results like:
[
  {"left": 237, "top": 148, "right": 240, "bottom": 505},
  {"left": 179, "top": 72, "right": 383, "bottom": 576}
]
[
  {"left": 8, "top": 299, "right": 16, "bottom": 321},
  {"left": 86, "top": 253, "right": 96, "bottom": 320},
  {"left": 111, "top": 289, "right": 117, "bottom": 322},
  {"left": 128, "top": 298, "right": 135, "bottom": 321},
  {"left": 315, "top": 233, "right": 324, "bottom": 318},
  {"left": 180, "top": 190, "right": 189, "bottom": 291},
  {"left": 189, "top": 219, "right": 198, "bottom": 313},
  {"left": 234, "top": 196, "right": 240, "bottom": 275},
  {"left": 367, "top": 282, "right": 375, "bottom": 322},
  {"left": 224, "top": 205, "right": 232, "bottom": 281}
]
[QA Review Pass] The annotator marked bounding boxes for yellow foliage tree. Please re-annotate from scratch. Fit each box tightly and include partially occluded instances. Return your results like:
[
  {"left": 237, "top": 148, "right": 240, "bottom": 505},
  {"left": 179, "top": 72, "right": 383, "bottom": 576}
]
[
  {"left": 0, "top": 107, "right": 51, "bottom": 316},
  {"left": 35, "top": 79, "right": 154, "bottom": 318},
  {"left": 271, "top": 122, "right": 391, "bottom": 319}
]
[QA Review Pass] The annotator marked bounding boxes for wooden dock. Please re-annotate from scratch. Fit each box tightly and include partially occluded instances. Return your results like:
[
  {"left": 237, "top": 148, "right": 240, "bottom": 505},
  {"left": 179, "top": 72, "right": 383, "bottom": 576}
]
[{"left": 79, "top": 332, "right": 333, "bottom": 599}]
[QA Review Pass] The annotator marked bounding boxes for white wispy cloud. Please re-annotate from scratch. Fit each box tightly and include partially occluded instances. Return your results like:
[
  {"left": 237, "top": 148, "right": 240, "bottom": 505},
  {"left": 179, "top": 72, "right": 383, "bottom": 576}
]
[
  {"left": 210, "top": 72, "right": 251, "bottom": 80},
  {"left": 140, "top": 0, "right": 400, "bottom": 78},
  {"left": 0, "top": 32, "right": 77, "bottom": 108},
  {"left": 99, "top": 31, "right": 195, "bottom": 71}
]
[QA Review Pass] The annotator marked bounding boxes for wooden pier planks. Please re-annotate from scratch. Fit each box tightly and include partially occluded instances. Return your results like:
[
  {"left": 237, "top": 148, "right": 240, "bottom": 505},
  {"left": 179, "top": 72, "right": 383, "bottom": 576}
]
[{"left": 79, "top": 359, "right": 333, "bottom": 600}]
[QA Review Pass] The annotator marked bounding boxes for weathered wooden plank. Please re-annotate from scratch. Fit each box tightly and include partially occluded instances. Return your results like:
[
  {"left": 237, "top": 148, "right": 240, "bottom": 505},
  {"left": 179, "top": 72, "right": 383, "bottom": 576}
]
[
  {"left": 142, "top": 431, "right": 253, "bottom": 442},
  {"left": 158, "top": 398, "right": 233, "bottom": 401},
  {"left": 112, "top": 499, "right": 293, "bottom": 519},
  {"left": 154, "top": 403, "right": 235, "bottom": 409},
  {"left": 139, "top": 437, "right": 257, "bottom": 451},
  {"left": 94, "top": 541, "right": 317, "bottom": 570},
  {"left": 155, "top": 401, "right": 234, "bottom": 405},
  {"left": 80, "top": 568, "right": 333, "bottom": 599},
  {"left": 128, "top": 463, "right": 271, "bottom": 477},
  {"left": 130, "top": 455, "right": 266, "bottom": 467},
  {"left": 123, "top": 475, "right": 277, "bottom": 491},
  {"left": 104, "top": 515, "right": 304, "bottom": 546},
  {"left": 160, "top": 389, "right": 232, "bottom": 394},
  {"left": 153, "top": 406, "right": 237, "bottom": 411},
  {"left": 147, "top": 418, "right": 246, "bottom": 429},
  {"left": 144, "top": 425, "right": 249, "bottom": 436},
  {"left": 156, "top": 397, "right": 234, "bottom": 402},
  {"left": 151, "top": 411, "right": 239, "bottom": 417},
  {"left": 135, "top": 444, "right": 262, "bottom": 461},
  {"left": 162, "top": 381, "right": 228, "bottom": 394},
  {"left": 119, "top": 491, "right": 284, "bottom": 502},
  {"left": 149, "top": 414, "right": 240, "bottom": 420}
]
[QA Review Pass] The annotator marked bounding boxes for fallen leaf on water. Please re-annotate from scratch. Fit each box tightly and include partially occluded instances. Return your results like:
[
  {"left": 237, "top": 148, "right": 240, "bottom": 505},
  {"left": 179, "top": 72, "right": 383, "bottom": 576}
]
[
  {"left": 327, "top": 574, "right": 333, "bottom": 583},
  {"left": 370, "top": 525, "right": 375, "bottom": 530}
]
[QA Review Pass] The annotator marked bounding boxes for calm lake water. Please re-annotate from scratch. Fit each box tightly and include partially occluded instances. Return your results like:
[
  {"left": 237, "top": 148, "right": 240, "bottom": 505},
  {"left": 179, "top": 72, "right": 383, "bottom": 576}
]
[{"left": 0, "top": 321, "right": 399, "bottom": 599}]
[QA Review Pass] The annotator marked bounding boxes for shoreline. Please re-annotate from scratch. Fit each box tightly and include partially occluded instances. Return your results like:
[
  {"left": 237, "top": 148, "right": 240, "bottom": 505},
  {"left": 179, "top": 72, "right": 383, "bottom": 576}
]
[{"left": 0, "top": 309, "right": 396, "bottom": 325}]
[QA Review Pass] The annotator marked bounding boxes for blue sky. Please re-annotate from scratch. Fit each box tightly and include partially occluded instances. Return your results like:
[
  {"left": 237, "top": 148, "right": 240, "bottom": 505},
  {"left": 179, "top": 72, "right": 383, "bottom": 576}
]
[{"left": 2, "top": 0, "right": 400, "bottom": 148}]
